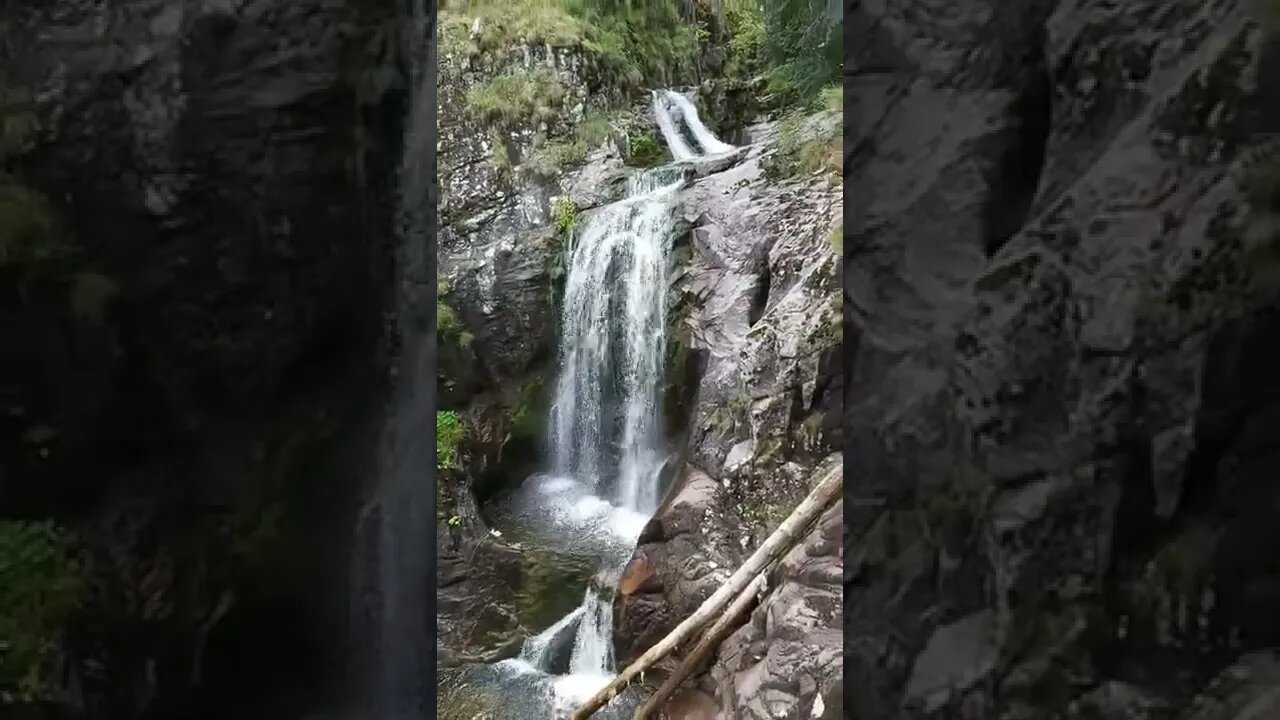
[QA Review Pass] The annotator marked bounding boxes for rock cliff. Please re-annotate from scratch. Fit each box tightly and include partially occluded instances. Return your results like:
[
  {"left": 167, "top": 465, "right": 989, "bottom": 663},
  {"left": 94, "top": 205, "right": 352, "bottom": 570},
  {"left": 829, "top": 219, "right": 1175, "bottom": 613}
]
[
  {"left": 432, "top": 5, "right": 845, "bottom": 717},
  {"left": 847, "top": 0, "right": 1280, "bottom": 718},
  {"left": 0, "top": 1, "right": 402, "bottom": 716}
]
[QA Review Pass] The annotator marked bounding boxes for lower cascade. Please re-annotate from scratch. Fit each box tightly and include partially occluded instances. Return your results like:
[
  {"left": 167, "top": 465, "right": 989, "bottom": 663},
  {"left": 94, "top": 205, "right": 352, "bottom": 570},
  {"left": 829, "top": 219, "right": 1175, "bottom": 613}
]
[{"left": 502, "top": 167, "right": 685, "bottom": 714}]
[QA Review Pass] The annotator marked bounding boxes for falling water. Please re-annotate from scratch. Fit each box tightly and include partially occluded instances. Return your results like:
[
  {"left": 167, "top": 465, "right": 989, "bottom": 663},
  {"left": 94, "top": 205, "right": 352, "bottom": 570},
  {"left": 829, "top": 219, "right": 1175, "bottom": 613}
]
[
  {"left": 549, "top": 170, "right": 681, "bottom": 514},
  {"left": 663, "top": 90, "right": 736, "bottom": 155},
  {"left": 527, "top": 167, "right": 683, "bottom": 707},
  {"left": 651, "top": 91, "right": 699, "bottom": 162}
]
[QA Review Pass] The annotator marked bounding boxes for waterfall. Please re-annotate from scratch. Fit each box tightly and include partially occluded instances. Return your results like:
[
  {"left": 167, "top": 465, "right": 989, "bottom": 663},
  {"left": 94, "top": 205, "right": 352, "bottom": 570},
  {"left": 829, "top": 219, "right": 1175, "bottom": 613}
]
[
  {"left": 541, "top": 168, "right": 682, "bottom": 695},
  {"left": 651, "top": 91, "right": 699, "bottom": 162},
  {"left": 549, "top": 170, "right": 679, "bottom": 514},
  {"left": 449, "top": 86, "right": 734, "bottom": 718},
  {"left": 663, "top": 90, "right": 735, "bottom": 155}
]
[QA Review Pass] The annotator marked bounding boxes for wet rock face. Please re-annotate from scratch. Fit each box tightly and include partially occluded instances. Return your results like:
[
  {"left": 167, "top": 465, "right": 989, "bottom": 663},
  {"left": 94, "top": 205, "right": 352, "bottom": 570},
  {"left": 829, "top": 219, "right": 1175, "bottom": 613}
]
[
  {"left": 612, "top": 117, "right": 844, "bottom": 714},
  {"left": 614, "top": 468, "right": 748, "bottom": 666},
  {"left": 432, "top": 38, "right": 611, "bottom": 664},
  {"left": 848, "top": 0, "right": 1280, "bottom": 717},
  {"left": 1, "top": 0, "right": 399, "bottom": 716}
]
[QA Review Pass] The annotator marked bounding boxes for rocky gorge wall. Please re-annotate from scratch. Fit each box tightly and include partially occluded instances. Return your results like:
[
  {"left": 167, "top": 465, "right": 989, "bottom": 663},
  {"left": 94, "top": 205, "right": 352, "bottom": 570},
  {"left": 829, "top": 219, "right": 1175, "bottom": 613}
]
[
  {"left": 0, "top": 1, "right": 403, "bottom": 716},
  {"left": 432, "top": 6, "right": 846, "bottom": 719},
  {"left": 847, "top": 0, "right": 1280, "bottom": 718}
]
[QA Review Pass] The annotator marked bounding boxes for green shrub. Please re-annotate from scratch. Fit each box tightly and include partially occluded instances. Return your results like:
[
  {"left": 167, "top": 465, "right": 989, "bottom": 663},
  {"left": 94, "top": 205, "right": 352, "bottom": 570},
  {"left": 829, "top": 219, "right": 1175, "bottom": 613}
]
[
  {"left": 724, "top": 0, "right": 765, "bottom": 77},
  {"left": 626, "top": 132, "right": 664, "bottom": 167},
  {"left": 761, "top": 0, "right": 841, "bottom": 105},
  {"left": 0, "top": 520, "right": 84, "bottom": 703},
  {"left": 436, "top": 411, "right": 464, "bottom": 469},
  {"left": 552, "top": 196, "right": 579, "bottom": 235},
  {"left": 465, "top": 69, "right": 567, "bottom": 129}
]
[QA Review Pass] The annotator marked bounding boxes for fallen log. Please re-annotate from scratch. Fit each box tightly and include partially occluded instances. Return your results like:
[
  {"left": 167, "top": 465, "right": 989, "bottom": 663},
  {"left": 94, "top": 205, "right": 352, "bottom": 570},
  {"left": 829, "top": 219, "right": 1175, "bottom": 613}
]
[
  {"left": 632, "top": 572, "right": 768, "bottom": 719},
  {"left": 569, "top": 466, "right": 842, "bottom": 720}
]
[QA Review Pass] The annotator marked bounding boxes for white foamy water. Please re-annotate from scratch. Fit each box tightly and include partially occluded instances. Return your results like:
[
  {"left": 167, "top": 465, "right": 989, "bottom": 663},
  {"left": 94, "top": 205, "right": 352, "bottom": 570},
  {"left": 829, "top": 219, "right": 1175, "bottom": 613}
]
[
  {"left": 652, "top": 90, "right": 699, "bottom": 161},
  {"left": 663, "top": 90, "right": 736, "bottom": 155},
  {"left": 492, "top": 474, "right": 649, "bottom": 555}
]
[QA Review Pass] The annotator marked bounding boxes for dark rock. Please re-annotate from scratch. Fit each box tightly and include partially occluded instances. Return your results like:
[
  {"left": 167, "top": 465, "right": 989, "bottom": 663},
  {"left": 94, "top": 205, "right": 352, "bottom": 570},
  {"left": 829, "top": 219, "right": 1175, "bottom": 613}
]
[
  {"left": 0, "top": 0, "right": 401, "bottom": 716},
  {"left": 844, "top": 0, "right": 1280, "bottom": 717}
]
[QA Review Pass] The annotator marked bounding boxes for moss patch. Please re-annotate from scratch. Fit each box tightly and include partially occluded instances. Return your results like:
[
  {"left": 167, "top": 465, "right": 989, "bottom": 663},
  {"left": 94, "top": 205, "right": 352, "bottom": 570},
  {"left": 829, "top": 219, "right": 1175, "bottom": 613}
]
[
  {"left": 827, "top": 221, "right": 843, "bottom": 253},
  {"left": 442, "top": 0, "right": 703, "bottom": 90},
  {"left": 465, "top": 69, "right": 567, "bottom": 129},
  {"left": 0, "top": 520, "right": 85, "bottom": 703}
]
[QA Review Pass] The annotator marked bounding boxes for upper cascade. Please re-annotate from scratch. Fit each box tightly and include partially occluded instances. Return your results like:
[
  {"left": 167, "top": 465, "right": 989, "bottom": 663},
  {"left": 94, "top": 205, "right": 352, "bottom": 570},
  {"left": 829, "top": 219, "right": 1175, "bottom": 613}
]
[{"left": 650, "top": 89, "right": 735, "bottom": 160}]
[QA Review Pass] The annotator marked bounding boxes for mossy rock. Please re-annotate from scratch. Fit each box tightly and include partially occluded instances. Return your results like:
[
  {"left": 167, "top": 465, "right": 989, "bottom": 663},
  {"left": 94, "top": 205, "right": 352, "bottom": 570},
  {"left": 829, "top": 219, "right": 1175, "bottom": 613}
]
[
  {"left": 465, "top": 69, "right": 567, "bottom": 130},
  {"left": 625, "top": 131, "right": 665, "bottom": 167},
  {"left": 0, "top": 520, "right": 85, "bottom": 703}
]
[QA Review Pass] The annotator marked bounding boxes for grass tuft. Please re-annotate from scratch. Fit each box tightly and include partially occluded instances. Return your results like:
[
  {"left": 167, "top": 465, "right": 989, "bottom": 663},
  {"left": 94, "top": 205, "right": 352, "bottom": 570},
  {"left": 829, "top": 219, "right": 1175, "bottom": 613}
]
[{"left": 465, "top": 69, "right": 567, "bottom": 129}]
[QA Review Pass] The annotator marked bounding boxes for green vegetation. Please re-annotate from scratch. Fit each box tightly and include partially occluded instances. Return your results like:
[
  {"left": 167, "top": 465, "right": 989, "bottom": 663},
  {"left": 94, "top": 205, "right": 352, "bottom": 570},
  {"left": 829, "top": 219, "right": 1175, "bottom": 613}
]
[
  {"left": 440, "top": 0, "right": 588, "bottom": 56},
  {"left": 760, "top": 0, "right": 841, "bottom": 105},
  {"left": 626, "top": 131, "right": 665, "bottom": 167},
  {"left": 819, "top": 83, "right": 841, "bottom": 112},
  {"left": 551, "top": 195, "right": 579, "bottom": 235},
  {"left": 443, "top": 0, "right": 702, "bottom": 89},
  {"left": 724, "top": 0, "right": 765, "bottom": 78},
  {"left": 559, "top": 0, "right": 700, "bottom": 88},
  {"left": 465, "top": 69, "right": 567, "bottom": 129},
  {"left": 437, "top": 277, "right": 473, "bottom": 345},
  {"left": 720, "top": 0, "right": 841, "bottom": 107},
  {"left": 763, "top": 97, "right": 842, "bottom": 180},
  {"left": 488, "top": 129, "right": 514, "bottom": 177},
  {"left": 437, "top": 410, "right": 464, "bottom": 469},
  {"left": 438, "top": 302, "right": 463, "bottom": 339},
  {"left": 509, "top": 379, "right": 548, "bottom": 440},
  {"left": 0, "top": 86, "right": 57, "bottom": 269},
  {"left": 827, "top": 221, "right": 843, "bottom": 252},
  {"left": 0, "top": 520, "right": 85, "bottom": 703},
  {"left": 523, "top": 114, "right": 613, "bottom": 178}
]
